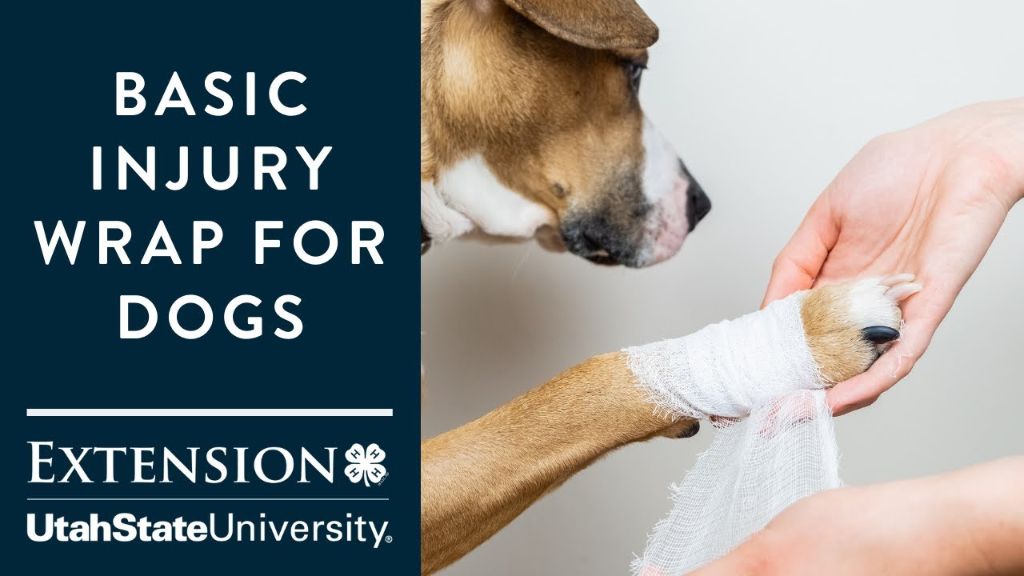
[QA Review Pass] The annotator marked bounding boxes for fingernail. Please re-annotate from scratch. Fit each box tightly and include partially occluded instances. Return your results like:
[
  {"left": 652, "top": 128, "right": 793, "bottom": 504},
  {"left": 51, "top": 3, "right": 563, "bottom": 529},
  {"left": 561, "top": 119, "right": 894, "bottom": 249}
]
[
  {"left": 881, "top": 273, "right": 915, "bottom": 286},
  {"left": 886, "top": 282, "right": 923, "bottom": 302}
]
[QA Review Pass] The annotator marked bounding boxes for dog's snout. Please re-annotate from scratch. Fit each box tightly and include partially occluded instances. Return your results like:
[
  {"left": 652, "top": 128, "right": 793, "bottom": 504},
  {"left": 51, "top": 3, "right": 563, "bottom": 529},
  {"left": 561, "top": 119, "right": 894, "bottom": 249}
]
[
  {"left": 684, "top": 171, "right": 711, "bottom": 232},
  {"left": 561, "top": 218, "right": 631, "bottom": 266}
]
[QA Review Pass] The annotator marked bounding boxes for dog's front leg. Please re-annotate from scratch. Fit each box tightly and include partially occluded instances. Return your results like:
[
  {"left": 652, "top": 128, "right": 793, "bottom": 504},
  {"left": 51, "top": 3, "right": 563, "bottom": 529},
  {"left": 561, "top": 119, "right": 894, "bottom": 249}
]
[
  {"left": 421, "top": 276, "right": 922, "bottom": 573},
  {"left": 421, "top": 352, "right": 695, "bottom": 574}
]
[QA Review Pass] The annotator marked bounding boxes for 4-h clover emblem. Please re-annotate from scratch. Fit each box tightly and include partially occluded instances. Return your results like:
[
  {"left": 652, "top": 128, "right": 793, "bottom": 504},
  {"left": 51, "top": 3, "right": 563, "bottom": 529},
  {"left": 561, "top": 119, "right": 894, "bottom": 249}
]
[{"left": 345, "top": 443, "right": 387, "bottom": 486}]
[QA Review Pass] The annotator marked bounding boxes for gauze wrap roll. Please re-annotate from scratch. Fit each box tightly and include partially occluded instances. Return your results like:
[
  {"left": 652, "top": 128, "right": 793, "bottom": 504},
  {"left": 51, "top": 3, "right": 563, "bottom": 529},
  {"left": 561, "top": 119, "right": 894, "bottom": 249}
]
[{"left": 625, "top": 292, "right": 841, "bottom": 575}]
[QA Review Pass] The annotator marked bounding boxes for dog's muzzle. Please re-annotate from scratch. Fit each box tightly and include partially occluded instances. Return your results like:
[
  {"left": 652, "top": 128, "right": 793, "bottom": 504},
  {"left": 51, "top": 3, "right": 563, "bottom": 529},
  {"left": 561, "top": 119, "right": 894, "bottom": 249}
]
[{"left": 560, "top": 169, "right": 711, "bottom": 268}]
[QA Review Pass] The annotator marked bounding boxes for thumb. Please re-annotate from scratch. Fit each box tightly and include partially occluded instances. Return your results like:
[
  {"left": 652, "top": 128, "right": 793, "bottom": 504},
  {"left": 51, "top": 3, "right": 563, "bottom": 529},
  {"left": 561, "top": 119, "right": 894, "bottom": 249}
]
[{"left": 762, "top": 194, "right": 839, "bottom": 307}]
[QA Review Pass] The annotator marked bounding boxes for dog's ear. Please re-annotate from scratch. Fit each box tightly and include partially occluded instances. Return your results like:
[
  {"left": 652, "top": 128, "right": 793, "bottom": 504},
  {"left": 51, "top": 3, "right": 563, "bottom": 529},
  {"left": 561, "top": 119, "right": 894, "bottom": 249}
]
[{"left": 502, "top": 0, "right": 658, "bottom": 50}]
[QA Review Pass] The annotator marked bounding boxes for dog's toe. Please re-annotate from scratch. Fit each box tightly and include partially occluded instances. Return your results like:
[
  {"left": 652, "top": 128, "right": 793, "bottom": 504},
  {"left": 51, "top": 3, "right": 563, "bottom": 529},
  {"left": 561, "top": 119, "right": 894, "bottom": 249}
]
[
  {"left": 801, "top": 275, "right": 921, "bottom": 384},
  {"left": 676, "top": 421, "right": 700, "bottom": 438},
  {"left": 657, "top": 418, "right": 700, "bottom": 440}
]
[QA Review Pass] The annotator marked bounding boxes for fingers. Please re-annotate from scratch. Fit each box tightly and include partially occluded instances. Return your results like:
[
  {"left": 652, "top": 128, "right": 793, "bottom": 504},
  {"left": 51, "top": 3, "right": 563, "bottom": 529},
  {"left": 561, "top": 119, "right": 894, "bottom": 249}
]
[
  {"left": 881, "top": 273, "right": 923, "bottom": 304},
  {"left": 762, "top": 195, "right": 840, "bottom": 307}
]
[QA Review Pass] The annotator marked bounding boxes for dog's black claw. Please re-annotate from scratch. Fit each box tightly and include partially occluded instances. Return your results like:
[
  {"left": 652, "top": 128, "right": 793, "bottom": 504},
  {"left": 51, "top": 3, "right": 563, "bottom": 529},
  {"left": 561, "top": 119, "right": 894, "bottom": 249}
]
[
  {"left": 677, "top": 421, "right": 700, "bottom": 438},
  {"left": 861, "top": 326, "right": 900, "bottom": 344}
]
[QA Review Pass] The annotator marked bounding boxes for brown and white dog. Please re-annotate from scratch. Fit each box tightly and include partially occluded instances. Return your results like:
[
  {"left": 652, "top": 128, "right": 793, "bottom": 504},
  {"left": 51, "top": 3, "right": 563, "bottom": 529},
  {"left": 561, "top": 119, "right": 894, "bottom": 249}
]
[
  {"left": 421, "top": 1, "right": 912, "bottom": 573},
  {"left": 421, "top": 0, "right": 710, "bottom": 267}
]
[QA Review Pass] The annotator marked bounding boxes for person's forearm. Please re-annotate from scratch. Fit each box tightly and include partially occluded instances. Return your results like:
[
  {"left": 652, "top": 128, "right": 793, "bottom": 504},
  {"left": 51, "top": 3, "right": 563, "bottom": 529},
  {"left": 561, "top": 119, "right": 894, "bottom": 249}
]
[{"left": 934, "top": 456, "right": 1024, "bottom": 575}]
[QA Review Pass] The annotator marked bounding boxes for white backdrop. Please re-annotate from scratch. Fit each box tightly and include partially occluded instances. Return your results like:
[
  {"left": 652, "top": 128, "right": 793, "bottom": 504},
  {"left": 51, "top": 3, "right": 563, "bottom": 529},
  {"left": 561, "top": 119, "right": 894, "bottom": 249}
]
[{"left": 422, "top": 1, "right": 1024, "bottom": 573}]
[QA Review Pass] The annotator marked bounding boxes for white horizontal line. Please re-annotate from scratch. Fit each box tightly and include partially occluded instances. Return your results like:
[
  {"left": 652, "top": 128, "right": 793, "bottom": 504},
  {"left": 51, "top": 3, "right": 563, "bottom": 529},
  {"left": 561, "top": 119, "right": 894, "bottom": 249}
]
[
  {"left": 26, "top": 497, "right": 389, "bottom": 502},
  {"left": 26, "top": 408, "right": 393, "bottom": 417}
]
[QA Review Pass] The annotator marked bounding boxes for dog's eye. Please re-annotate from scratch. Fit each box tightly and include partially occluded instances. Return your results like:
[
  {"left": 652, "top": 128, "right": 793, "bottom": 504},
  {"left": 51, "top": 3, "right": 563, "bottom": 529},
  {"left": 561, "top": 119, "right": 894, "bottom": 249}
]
[{"left": 625, "top": 62, "right": 644, "bottom": 92}]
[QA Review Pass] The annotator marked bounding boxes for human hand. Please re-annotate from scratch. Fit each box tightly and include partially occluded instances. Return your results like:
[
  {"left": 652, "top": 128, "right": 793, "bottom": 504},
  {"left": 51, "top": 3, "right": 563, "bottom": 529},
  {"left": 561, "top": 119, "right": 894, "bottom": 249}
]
[
  {"left": 764, "top": 99, "right": 1024, "bottom": 415},
  {"left": 687, "top": 457, "right": 1024, "bottom": 576}
]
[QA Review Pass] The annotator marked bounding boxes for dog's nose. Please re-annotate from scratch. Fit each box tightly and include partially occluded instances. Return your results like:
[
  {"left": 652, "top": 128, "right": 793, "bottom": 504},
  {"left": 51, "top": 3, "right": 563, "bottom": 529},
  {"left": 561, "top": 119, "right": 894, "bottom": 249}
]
[{"left": 685, "top": 177, "right": 711, "bottom": 231}]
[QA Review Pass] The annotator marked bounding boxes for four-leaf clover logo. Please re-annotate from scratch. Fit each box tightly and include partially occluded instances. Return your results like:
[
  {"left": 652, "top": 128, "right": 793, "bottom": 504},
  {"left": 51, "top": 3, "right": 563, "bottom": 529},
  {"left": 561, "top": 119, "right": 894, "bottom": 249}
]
[{"left": 345, "top": 443, "right": 387, "bottom": 486}]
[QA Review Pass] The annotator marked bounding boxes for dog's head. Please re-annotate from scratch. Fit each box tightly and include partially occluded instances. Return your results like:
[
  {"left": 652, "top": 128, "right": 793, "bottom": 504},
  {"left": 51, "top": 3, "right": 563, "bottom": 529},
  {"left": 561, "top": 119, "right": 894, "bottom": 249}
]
[{"left": 422, "top": 0, "right": 710, "bottom": 267}]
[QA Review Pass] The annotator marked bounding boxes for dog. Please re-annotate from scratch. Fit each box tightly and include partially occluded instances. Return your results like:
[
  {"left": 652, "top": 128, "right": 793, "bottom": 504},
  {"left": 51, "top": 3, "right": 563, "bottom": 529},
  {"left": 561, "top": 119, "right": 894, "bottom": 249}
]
[
  {"left": 421, "top": 0, "right": 711, "bottom": 267},
  {"left": 420, "top": 1, "right": 909, "bottom": 572}
]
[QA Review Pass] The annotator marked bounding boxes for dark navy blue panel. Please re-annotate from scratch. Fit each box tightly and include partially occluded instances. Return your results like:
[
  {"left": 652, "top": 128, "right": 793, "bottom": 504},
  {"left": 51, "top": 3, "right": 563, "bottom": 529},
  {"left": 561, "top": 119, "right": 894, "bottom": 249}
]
[{"left": 3, "top": 2, "right": 419, "bottom": 572}]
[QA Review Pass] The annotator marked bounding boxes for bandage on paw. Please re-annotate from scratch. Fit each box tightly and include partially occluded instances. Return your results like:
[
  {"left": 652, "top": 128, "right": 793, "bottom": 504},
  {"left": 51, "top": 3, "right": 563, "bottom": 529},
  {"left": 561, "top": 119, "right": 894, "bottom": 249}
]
[{"left": 625, "top": 291, "right": 838, "bottom": 574}]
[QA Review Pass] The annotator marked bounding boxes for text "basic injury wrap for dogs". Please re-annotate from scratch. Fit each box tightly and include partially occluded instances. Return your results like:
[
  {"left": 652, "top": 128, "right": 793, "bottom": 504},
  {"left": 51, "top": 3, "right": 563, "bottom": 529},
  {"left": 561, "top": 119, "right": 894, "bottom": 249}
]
[{"left": 625, "top": 291, "right": 840, "bottom": 574}]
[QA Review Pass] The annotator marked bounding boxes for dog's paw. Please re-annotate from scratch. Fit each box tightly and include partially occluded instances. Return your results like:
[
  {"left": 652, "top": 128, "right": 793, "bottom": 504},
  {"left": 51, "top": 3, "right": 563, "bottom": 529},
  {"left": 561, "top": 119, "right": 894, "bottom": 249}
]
[{"left": 801, "top": 275, "right": 921, "bottom": 384}]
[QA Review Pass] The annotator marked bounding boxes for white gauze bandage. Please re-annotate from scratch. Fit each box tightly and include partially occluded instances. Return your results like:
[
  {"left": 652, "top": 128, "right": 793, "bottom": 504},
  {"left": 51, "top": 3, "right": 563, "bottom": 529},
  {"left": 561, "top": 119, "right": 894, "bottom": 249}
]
[{"left": 625, "top": 291, "right": 841, "bottom": 575}]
